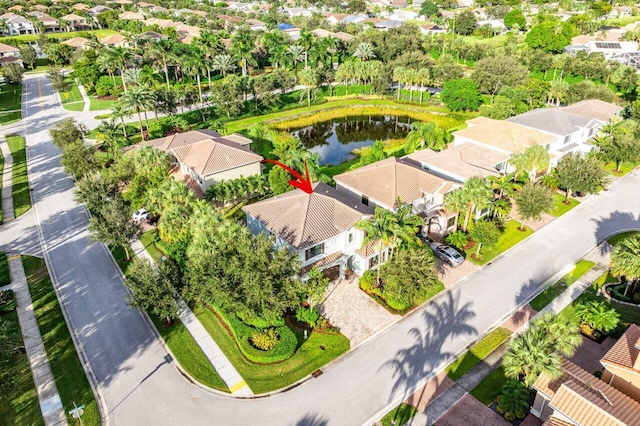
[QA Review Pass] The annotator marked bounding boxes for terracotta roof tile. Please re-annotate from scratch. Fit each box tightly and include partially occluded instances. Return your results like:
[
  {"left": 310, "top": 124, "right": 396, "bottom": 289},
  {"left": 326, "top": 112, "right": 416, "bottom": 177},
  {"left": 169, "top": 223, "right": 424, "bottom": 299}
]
[
  {"left": 601, "top": 324, "right": 640, "bottom": 372},
  {"left": 562, "top": 100, "right": 623, "bottom": 123},
  {"left": 456, "top": 117, "right": 556, "bottom": 153},
  {"left": 171, "top": 139, "right": 262, "bottom": 176},
  {"left": 542, "top": 417, "right": 576, "bottom": 426}
]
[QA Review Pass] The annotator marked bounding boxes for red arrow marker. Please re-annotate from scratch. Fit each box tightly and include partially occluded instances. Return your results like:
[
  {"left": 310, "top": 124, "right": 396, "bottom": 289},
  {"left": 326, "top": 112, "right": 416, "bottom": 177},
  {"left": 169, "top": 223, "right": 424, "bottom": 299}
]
[{"left": 262, "top": 159, "right": 314, "bottom": 194}]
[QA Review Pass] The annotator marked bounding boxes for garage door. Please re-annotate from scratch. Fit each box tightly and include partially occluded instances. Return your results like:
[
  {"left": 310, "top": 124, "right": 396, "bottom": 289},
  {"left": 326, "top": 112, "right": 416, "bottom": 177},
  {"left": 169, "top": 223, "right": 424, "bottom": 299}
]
[{"left": 323, "top": 265, "right": 340, "bottom": 281}]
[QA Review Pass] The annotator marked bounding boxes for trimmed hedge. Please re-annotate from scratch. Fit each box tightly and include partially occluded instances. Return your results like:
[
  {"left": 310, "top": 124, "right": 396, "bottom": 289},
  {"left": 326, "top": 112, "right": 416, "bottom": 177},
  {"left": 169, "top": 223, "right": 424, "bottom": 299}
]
[{"left": 216, "top": 309, "right": 297, "bottom": 364}]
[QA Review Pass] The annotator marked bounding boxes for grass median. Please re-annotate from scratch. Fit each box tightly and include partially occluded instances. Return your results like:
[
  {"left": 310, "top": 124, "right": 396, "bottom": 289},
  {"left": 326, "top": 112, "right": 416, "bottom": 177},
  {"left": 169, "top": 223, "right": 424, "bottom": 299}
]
[
  {"left": 466, "top": 221, "right": 533, "bottom": 266},
  {"left": 7, "top": 135, "right": 30, "bottom": 217},
  {"left": 445, "top": 327, "right": 512, "bottom": 381},
  {"left": 470, "top": 365, "right": 507, "bottom": 406},
  {"left": 23, "top": 255, "right": 100, "bottom": 425},
  {"left": 551, "top": 193, "right": 579, "bottom": 217},
  {"left": 529, "top": 260, "right": 595, "bottom": 312},
  {"left": 0, "top": 83, "right": 22, "bottom": 125}
]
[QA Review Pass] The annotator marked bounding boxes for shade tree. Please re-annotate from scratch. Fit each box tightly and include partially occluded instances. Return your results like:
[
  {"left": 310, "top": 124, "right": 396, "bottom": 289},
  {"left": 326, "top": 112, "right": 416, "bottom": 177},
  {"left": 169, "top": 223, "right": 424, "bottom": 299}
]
[{"left": 513, "top": 182, "right": 554, "bottom": 230}]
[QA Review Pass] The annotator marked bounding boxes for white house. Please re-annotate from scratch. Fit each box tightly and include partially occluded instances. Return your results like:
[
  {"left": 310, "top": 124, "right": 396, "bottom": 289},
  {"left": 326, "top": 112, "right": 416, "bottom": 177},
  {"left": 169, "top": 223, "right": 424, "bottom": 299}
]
[
  {"left": 0, "top": 13, "right": 36, "bottom": 36},
  {"left": 243, "top": 182, "right": 384, "bottom": 280}
]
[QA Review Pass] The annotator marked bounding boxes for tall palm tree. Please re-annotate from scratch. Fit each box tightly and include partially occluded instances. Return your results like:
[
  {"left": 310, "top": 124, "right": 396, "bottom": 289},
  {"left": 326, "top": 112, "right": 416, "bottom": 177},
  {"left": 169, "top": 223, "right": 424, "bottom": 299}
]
[
  {"left": 487, "top": 172, "right": 520, "bottom": 198},
  {"left": 444, "top": 189, "right": 466, "bottom": 233},
  {"left": 111, "top": 46, "right": 133, "bottom": 92},
  {"left": 310, "top": 36, "right": 336, "bottom": 69},
  {"left": 120, "top": 86, "right": 156, "bottom": 141},
  {"left": 336, "top": 61, "right": 355, "bottom": 95},
  {"left": 183, "top": 52, "right": 206, "bottom": 103},
  {"left": 298, "top": 67, "right": 318, "bottom": 107},
  {"left": 533, "top": 312, "right": 582, "bottom": 358},
  {"left": 97, "top": 49, "right": 118, "bottom": 86},
  {"left": 211, "top": 54, "right": 236, "bottom": 78},
  {"left": 287, "top": 45, "right": 305, "bottom": 79},
  {"left": 355, "top": 207, "right": 394, "bottom": 285},
  {"left": 230, "top": 25, "right": 256, "bottom": 77},
  {"left": 610, "top": 234, "right": 640, "bottom": 296},
  {"left": 416, "top": 68, "right": 430, "bottom": 104},
  {"left": 353, "top": 42, "right": 376, "bottom": 61},
  {"left": 405, "top": 122, "right": 453, "bottom": 154},
  {"left": 510, "top": 145, "right": 550, "bottom": 181},
  {"left": 460, "top": 177, "right": 493, "bottom": 232},
  {"left": 96, "top": 119, "right": 126, "bottom": 158},
  {"left": 138, "top": 65, "right": 161, "bottom": 89},
  {"left": 110, "top": 100, "right": 130, "bottom": 138},
  {"left": 388, "top": 200, "right": 424, "bottom": 257},
  {"left": 297, "top": 29, "right": 315, "bottom": 68},
  {"left": 123, "top": 68, "right": 141, "bottom": 87},
  {"left": 393, "top": 66, "right": 406, "bottom": 100},
  {"left": 148, "top": 40, "right": 174, "bottom": 90}
]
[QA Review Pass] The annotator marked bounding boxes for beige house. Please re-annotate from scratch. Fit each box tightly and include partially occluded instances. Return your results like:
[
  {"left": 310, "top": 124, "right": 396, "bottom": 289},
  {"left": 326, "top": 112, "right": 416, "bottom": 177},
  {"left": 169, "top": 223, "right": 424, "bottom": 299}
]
[
  {"left": 61, "top": 14, "right": 92, "bottom": 31},
  {"left": 100, "top": 34, "right": 129, "bottom": 47},
  {"left": 561, "top": 99, "right": 623, "bottom": 124},
  {"left": 531, "top": 358, "right": 640, "bottom": 425},
  {"left": 243, "top": 182, "right": 381, "bottom": 279},
  {"left": 601, "top": 324, "right": 640, "bottom": 403},
  {"left": 141, "top": 130, "right": 263, "bottom": 195},
  {"left": 334, "top": 157, "right": 458, "bottom": 236},
  {"left": 61, "top": 36, "right": 91, "bottom": 51}
]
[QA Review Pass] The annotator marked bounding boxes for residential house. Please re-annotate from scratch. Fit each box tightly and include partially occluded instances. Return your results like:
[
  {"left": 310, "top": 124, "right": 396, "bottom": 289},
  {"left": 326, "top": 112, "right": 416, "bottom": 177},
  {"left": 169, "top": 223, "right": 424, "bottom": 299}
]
[
  {"left": 0, "top": 13, "right": 36, "bottom": 36},
  {"left": 138, "top": 31, "right": 166, "bottom": 42},
  {"left": 61, "top": 14, "right": 92, "bottom": 31},
  {"left": 565, "top": 40, "right": 640, "bottom": 70},
  {"left": 32, "top": 5, "right": 50, "bottom": 12},
  {"left": 8, "top": 5, "right": 23, "bottom": 12},
  {"left": 531, "top": 358, "right": 640, "bottom": 425},
  {"left": 389, "top": 0, "right": 408, "bottom": 8},
  {"left": 87, "top": 5, "right": 112, "bottom": 16},
  {"left": 61, "top": 36, "right": 91, "bottom": 51},
  {"left": 28, "top": 12, "right": 61, "bottom": 32},
  {"left": 334, "top": 157, "right": 459, "bottom": 236},
  {"left": 70, "top": 3, "right": 90, "bottom": 11},
  {"left": 419, "top": 23, "right": 447, "bottom": 35},
  {"left": 283, "top": 7, "right": 313, "bottom": 17},
  {"left": 0, "top": 43, "right": 23, "bottom": 67},
  {"left": 333, "top": 31, "right": 355, "bottom": 42},
  {"left": 388, "top": 10, "right": 421, "bottom": 21},
  {"left": 243, "top": 182, "right": 381, "bottom": 279},
  {"left": 100, "top": 33, "right": 129, "bottom": 47},
  {"left": 601, "top": 324, "right": 640, "bottom": 403},
  {"left": 561, "top": 99, "right": 623, "bottom": 124},
  {"left": 140, "top": 130, "right": 263, "bottom": 195},
  {"left": 119, "top": 11, "right": 145, "bottom": 21},
  {"left": 324, "top": 13, "right": 348, "bottom": 25},
  {"left": 247, "top": 19, "right": 266, "bottom": 31},
  {"left": 374, "top": 19, "right": 404, "bottom": 30}
]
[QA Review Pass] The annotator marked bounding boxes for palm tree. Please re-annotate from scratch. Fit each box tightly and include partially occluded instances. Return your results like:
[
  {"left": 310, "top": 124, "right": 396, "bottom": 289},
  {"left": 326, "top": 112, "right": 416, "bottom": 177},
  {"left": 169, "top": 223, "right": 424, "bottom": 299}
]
[
  {"left": 110, "top": 100, "right": 130, "bottom": 138},
  {"left": 353, "top": 42, "right": 376, "bottom": 61},
  {"left": 355, "top": 207, "right": 394, "bottom": 285},
  {"left": 444, "top": 189, "right": 466, "bottom": 233},
  {"left": 388, "top": 200, "right": 424, "bottom": 257},
  {"left": 488, "top": 172, "right": 520, "bottom": 198},
  {"left": 510, "top": 145, "right": 550, "bottom": 181},
  {"left": 111, "top": 46, "right": 133, "bottom": 92},
  {"left": 405, "top": 122, "right": 453, "bottom": 154},
  {"left": 97, "top": 49, "right": 118, "bottom": 86},
  {"left": 96, "top": 119, "right": 126, "bottom": 158},
  {"left": 148, "top": 40, "right": 174, "bottom": 90},
  {"left": 183, "top": 52, "right": 206, "bottom": 103},
  {"left": 416, "top": 68, "right": 430, "bottom": 105},
  {"left": 211, "top": 54, "right": 236, "bottom": 79},
  {"left": 574, "top": 301, "right": 620, "bottom": 335},
  {"left": 405, "top": 68, "right": 417, "bottom": 102},
  {"left": 336, "top": 61, "right": 355, "bottom": 95},
  {"left": 610, "top": 234, "right": 640, "bottom": 296},
  {"left": 460, "top": 177, "right": 493, "bottom": 233},
  {"left": 287, "top": 45, "right": 305, "bottom": 79},
  {"left": 393, "top": 66, "right": 406, "bottom": 100},
  {"left": 138, "top": 65, "right": 161, "bottom": 89},
  {"left": 497, "top": 381, "right": 530, "bottom": 420},
  {"left": 123, "top": 68, "right": 141, "bottom": 87},
  {"left": 120, "top": 86, "right": 156, "bottom": 141},
  {"left": 490, "top": 198, "right": 511, "bottom": 218},
  {"left": 298, "top": 67, "right": 318, "bottom": 107},
  {"left": 230, "top": 25, "right": 256, "bottom": 77},
  {"left": 297, "top": 29, "right": 315, "bottom": 68},
  {"left": 533, "top": 312, "right": 582, "bottom": 358}
]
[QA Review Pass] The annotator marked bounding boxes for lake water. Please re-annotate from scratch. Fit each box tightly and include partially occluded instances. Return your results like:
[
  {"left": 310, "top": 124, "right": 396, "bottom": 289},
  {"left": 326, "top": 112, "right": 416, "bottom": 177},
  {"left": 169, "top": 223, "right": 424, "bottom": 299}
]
[{"left": 287, "top": 115, "right": 412, "bottom": 166}]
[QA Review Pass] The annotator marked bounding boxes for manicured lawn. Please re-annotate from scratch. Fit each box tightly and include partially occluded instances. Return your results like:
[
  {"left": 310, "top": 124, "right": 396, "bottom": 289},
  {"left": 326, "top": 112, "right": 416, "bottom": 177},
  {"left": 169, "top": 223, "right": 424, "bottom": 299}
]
[
  {"left": 470, "top": 366, "right": 507, "bottom": 406},
  {"left": 465, "top": 220, "right": 533, "bottom": 266},
  {"left": 607, "top": 231, "right": 638, "bottom": 246},
  {"left": 0, "top": 148, "right": 3, "bottom": 222},
  {"left": 62, "top": 102, "right": 84, "bottom": 112},
  {"left": 529, "top": 260, "right": 596, "bottom": 312},
  {"left": 108, "top": 244, "right": 132, "bottom": 275},
  {"left": 60, "top": 81, "right": 83, "bottom": 104},
  {"left": 3, "top": 29, "right": 118, "bottom": 43},
  {"left": 551, "top": 193, "right": 579, "bottom": 217},
  {"left": 379, "top": 403, "right": 418, "bottom": 426},
  {"left": 0, "top": 252, "right": 10, "bottom": 285},
  {"left": 0, "top": 83, "right": 22, "bottom": 124},
  {"left": 150, "top": 315, "right": 229, "bottom": 392},
  {"left": 0, "top": 290, "right": 43, "bottom": 426},
  {"left": 604, "top": 161, "right": 638, "bottom": 176},
  {"left": 7, "top": 135, "right": 30, "bottom": 217},
  {"left": 89, "top": 97, "right": 117, "bottom": 111},
  {"left": 445, "top": 328, "right": 512, "bottom": 381},
  {"left": 140, "top": 229, "right": 166, "bottom": 263},
  {"left": 196, "top": 307, "right": 350, "bottom": 394},
  {"left": 23, "top": 256, "right": 100, "bottom": 426}
]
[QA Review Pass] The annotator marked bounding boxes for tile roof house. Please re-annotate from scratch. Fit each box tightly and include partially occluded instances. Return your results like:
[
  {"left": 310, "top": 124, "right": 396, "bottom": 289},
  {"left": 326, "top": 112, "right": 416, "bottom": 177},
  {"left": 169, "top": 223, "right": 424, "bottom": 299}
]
[
  {"left": 243, "top": 182, "right": 382, "bottom": 279},
  {"left": 100, "top": 33, "right": 129, "bottom": 47},
  {"left": 27, "top": 12, "right": 61, "bottom": 32},
  {"left": 0, "top": 12, "right": 36, "bottom": 36},
  {"left": 61, "top": 14, "right": 92, "bottom": 31},
  {"left": 601, "top": 324, "right": 640, "bottom": 403},
  {"left": 561, "top": 99, "right": 623, "bottom": 124},
  {"left": 61, "top": 36, "right": 91, "bottom": 51},
  {"left": 334, "top": 157, "right": 459, "bottom": 236},
  {"left": 119, "top": 11, "right": 146, "bottom": 21},
  {"left": 0, "top": 42, "right": 23, "bottom": 67},
  {"left": 140, "top": 130, "right": 263, "bottom": 194},
  {"left": 531, "top": 358, "right": 640, "bottom": 425}
]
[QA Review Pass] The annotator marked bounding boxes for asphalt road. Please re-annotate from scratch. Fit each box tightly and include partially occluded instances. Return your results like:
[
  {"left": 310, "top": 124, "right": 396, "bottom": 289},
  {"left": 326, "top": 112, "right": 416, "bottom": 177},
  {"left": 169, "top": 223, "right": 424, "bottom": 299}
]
[{"left": 3, "top": 73, "right": 640, "bottom": 426}]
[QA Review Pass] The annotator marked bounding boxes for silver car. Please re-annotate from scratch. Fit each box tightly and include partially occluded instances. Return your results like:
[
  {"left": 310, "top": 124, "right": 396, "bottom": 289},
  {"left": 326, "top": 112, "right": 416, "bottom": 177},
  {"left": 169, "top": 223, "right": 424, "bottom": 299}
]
[{"left": 429, "top": 243, "right": 465, "bottom": 267}]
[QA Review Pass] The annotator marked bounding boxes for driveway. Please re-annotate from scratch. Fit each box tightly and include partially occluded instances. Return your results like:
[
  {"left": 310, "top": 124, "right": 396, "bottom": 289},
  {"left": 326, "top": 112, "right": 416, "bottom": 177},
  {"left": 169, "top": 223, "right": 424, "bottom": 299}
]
[
  {"left": 436, "top": 394, "right": 509, "bottom": 426},
  {"left": 6, "top": 73, "right": 640, "bottom": 426}
]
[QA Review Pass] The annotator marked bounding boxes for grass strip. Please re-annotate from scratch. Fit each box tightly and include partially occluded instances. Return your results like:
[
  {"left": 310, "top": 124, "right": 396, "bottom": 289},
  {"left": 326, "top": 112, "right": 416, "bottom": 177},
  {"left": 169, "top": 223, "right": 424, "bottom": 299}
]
[
  {"left": 62, "top": 102, "right": 85, "bottom": 112},
  {"left": 0, "top": 252, "right": 9, "bottom": 285},
  {"left": 0, "top": 290, "right": 44, "bottom": 426},
  {"left": 196, "top": 307, "right": 350, "bottom": 394},
  {"left": 466, "top": 220, "right": 533, "bottom": 266},
  {"left": 0, "top": 83, "right": 22, "bottom": 112},
  {"left": 530, "top": 260, "right": 596, "bottom": 312},
  {"left": 23, "top": 255, "right": 100, "bottom": 425},
  {"left": 379, "top": 403, "right": 418, "bottom": 426},
  {"left": 7, "top": 135, "right": 31, "bottom": 217},
  {"left": 551, "top": 193, "right": 579, "bottom": 217},
  {"left": 445, "top": 328, "right": 512, "bottom": 381},
  {"left": 2, "top": 29, "right": 118, "bottom": 43},
  {"left": 470, "top": 366, "right": 507, "bottom": 406}
]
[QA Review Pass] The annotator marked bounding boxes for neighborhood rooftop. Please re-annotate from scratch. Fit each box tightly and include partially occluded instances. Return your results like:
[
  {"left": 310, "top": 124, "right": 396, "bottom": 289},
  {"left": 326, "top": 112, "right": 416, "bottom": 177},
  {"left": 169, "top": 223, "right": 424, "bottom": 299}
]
[
  {"left": 601, "top": 324, "right": 640, "bottom": 373},
  {"left": 561, "top": 99, "right": 624, "bottom": 123},
  {"left": 507, "top": 108, "right": 597, "bottom": 136},
  {"left": 454, "top": 116, "right": 556, "bottom": 153},
  {"left": 242, "top": 182, "right": 374, "bottom": 250}
]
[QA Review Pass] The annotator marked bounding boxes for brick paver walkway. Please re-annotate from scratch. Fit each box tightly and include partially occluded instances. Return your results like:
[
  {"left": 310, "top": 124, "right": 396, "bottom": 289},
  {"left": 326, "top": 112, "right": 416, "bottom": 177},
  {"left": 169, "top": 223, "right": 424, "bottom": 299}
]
[
  {"left": 436, "top": 394, "right": 510, "bottom": 426},
  {"left": 568, "top": 335, "right": 616, "bottom": 374},
  {"left": 318, "top": 277, "right": 398, "bottom": 347},
  {"left": 436, "top": 259, "right": 480, "bottom": 289}
]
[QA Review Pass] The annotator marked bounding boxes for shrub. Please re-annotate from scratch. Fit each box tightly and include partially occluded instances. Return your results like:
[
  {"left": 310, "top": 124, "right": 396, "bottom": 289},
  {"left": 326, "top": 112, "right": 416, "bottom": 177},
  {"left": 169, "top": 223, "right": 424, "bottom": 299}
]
[
  {"left": 633, "top": 292, "right": 640, "bottom": 304},
  {"left": 359, "top": 271, "right": 375, "bottom": 292},
  {"left": 296, "top": 307, "right": 321, "bottom": 328},
  {"left": 250, "top": 328, "right": 279, "bottom": 351},
  {"left": 445, "top": 231, "right": 468, "bottom": 250},
  {"left": 504, "top": 412, "right": 515, "bottom": 421}
]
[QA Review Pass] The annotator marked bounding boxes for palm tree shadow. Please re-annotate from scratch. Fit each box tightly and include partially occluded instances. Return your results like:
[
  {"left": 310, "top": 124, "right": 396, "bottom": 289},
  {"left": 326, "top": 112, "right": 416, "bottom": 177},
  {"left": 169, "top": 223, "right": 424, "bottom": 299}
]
[
  {"left": 383, "top": 291, "right": 477, "bottom": 401},
  {"left": 592, "top": 211, "right": 640, "bottom": 255},
  {"left": 291, "top": 413, "right": 328, "bottom": 426}
]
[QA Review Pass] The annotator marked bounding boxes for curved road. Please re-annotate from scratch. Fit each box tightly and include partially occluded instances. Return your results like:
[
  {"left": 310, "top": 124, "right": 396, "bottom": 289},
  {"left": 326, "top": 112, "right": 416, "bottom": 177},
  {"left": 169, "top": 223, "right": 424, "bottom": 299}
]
[{"left": 2, "top": 74, "right": 640, "bottom": 426}]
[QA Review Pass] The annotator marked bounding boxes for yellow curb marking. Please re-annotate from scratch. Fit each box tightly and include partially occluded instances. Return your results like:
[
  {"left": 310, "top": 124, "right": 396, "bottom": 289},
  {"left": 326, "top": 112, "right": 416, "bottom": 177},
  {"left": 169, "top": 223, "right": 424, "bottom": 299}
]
[
  {"left": 7, "top": 254, "right": 21, "bottom": 261},
  {"left": 229, "top": 380, "right": 248, "bottom": 393},
  {"left": 3, "top": 217, "right": 15, "bottom": 222}
]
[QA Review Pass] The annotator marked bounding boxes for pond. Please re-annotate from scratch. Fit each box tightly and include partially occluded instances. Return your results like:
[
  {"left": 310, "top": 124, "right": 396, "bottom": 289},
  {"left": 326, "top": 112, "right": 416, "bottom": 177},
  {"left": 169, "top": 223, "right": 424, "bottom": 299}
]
[{"left": 286, "top": 115, "right": 413, "bottom": 166}]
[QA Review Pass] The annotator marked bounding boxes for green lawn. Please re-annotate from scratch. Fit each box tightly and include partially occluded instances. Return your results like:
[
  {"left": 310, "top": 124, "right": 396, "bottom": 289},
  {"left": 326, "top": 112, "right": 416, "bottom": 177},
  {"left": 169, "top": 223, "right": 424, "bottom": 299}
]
[
  {"left": 529, "top": 260, "right": 596, "bottom": 312},
  {"left": 0, "top": 83, "right": 22, "bottom": 124},
  {"left": 607, "top": 231, "right": 638, "bottom": 246},
  {"left": 0, "top": 290, "right": 44, "bottom": 426},
  {"left": 196, "top": 307, "right": 350, "bottom": 394},
  {"left": 140, "top": 229, "right": 166, "bottom": 263},
  {"left": 321, "top": 158, "right": 359, "bottom": 178},
  {"left": 466, "top": 220, "right": 533, "bottom": 266},
  {"left": 2, "top": 29, "right": 118, "bottom": 43},
  {"left": 379, "top": 403, "right": 418, "bottom": 426},
  {"left": 0, "top": 146, "right": 2, "bottom": 221},
  {"left": 60, "top": 81, "right": 83, "bottom": 104},
  {"left": 445, "top": 328, "right": 512, "bottom": 381},
  {"left": 604, "top": 161, "right": 638, "bottom": 176},
  {"left": 0, "top": 252, "right": 9, "bottom": 285},
  {"left": 150, "top": 315, "right": 229, "bottom": 392},
  {"left": 23, "top": 256, "right": 100, "bottom": 426},
  {"left": 551, "top": 193, "right": 579, "bottom": 217},
  {"left": 470, "top": 366, "right": 508, "bottom": 406},
  {"left": 89, "top": 97, "right": 117, "bottom": 111},
  {"left": 62, "top": 102, "right": 84, "bottom": 112},
  {"left": 7, "top": 135, "right": 30, "bottom": 217}
]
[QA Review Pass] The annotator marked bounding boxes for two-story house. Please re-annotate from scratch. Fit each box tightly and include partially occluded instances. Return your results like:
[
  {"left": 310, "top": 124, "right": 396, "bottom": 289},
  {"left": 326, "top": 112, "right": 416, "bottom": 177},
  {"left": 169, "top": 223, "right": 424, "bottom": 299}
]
[
  {"left": 27, "top": 12, "right": 61, "bottom": 33},
  {"left": 561, "top": 99, "right": 623, "bottom": 125},
  {"left": 334, "top": 157, "right": 459, "bottom": 237},
  {"left": 0, "top": 13, "right": 36, "bottom": 36},
  {"left": 139, "top": 130, "right": 263, "bottom": 196},
  {"left": 61, "top": 14, "right": 92, "bottom": 31},
  {"left": 0, "top": 42, "right": 23, "bottom": 67},
  {"left": 243, "top": 182, "right": 381, "bottom": 280},
  {"left": 601, "top": 324, "right": 640, "bottom": 403}
]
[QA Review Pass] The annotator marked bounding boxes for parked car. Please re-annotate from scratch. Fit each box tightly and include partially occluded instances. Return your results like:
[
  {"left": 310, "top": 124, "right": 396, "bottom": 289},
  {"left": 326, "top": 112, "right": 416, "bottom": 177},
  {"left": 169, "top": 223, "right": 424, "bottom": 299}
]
[
  {"left": 132, "top": 208, "right": 151, "bottom": 223},
  {"left": 429, "top": 243, "right": 465, "bottom": 267}
]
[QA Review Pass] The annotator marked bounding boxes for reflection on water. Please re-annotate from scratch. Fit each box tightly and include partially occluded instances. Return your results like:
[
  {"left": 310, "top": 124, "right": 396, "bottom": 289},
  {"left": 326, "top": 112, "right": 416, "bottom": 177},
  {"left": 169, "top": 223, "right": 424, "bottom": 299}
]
[{"left": 287, "top": 115, "right": 412, "bottom": 166}]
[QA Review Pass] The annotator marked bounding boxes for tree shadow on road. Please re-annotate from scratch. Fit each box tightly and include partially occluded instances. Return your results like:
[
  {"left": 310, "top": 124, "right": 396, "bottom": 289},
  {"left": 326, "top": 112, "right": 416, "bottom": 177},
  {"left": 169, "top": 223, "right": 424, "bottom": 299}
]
[
  {"left": 592, "top": 211, "right": 640, "bottom": 255},
  {"left": 383, "top": 291, "right": 476, "bottom": 404},
  {"left": 290, "top": 413, "right": 328, "bottom": 426}
]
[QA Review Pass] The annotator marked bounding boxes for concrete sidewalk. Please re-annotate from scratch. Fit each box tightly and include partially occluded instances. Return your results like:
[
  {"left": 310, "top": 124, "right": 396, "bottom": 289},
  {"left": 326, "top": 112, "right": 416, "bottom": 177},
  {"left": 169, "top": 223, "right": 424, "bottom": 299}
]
[
  {"left": 6, "top": 254, "right": 68, "bottom": 426},
  {"left": 77, "top": 84, "right": 91, "bottom": 113},
  {"left": 130, "top": 239, "right": 253, "bottom": 396},
  {"left": 1, "top": 135, "right": 15, "bottom": 221},
  {"left": 406, "top": 246, "right": 611, "bottom": 425}
]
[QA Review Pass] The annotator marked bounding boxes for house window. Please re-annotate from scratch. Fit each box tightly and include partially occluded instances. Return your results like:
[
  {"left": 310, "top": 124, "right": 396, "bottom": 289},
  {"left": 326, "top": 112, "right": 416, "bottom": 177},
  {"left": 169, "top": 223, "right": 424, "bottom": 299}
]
[
  {"left": 447, "top": 216, "right": 456, "bottom": 228},
  {"left": 563, "top": 135, "right": 571, "bottom": 144},
  {"left": 496, "top": 162, "right": 504, "bottom": 172},
  {"left": 589, "top": 127, "right": 596, "bottom": 137},
  {"left": 305, "top": 243, "right": 324, "bottom": 261},
  {"left": 348, "top": 233, "right": 353, "bottom": 243},
  {"left": 362, "top": 195, "right": 369, "bottom": 206},
  {"left": 369, "top": 255, "right": 379, "bottom": 269}
]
